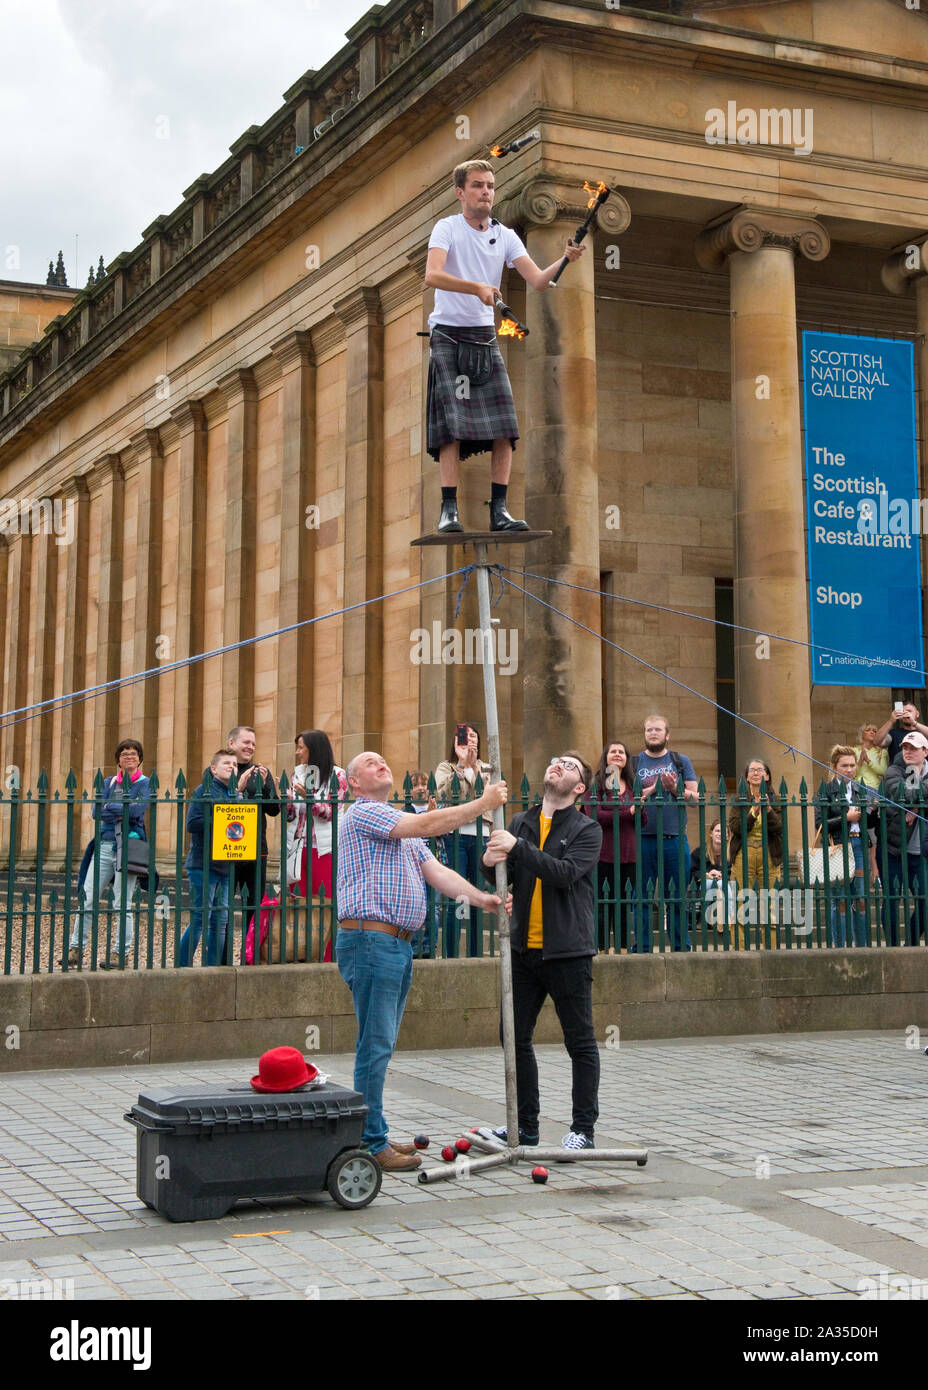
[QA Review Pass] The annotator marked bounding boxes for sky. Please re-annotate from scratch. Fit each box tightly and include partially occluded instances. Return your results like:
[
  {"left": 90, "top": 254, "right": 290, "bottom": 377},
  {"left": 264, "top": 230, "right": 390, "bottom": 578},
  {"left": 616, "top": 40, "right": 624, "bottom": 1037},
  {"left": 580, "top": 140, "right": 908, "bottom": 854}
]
[{"left": 0, "top": 0, "right": 373, "bottom": 287}]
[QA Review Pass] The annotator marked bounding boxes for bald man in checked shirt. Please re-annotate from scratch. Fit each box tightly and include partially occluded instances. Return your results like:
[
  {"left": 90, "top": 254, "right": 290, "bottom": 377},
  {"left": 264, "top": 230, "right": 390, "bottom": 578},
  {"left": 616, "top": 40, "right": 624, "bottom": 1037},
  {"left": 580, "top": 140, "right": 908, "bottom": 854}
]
[{"left": 336, "top": 750, "right": 507, "bottom": 1171}]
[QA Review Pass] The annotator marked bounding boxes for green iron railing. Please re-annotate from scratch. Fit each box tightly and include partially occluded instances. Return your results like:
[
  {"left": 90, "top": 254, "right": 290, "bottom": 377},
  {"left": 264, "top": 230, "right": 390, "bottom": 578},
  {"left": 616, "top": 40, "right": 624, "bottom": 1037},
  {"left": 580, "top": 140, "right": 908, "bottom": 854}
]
[{"left": 1, "top": 767, "right": 925, "bottom": 974}]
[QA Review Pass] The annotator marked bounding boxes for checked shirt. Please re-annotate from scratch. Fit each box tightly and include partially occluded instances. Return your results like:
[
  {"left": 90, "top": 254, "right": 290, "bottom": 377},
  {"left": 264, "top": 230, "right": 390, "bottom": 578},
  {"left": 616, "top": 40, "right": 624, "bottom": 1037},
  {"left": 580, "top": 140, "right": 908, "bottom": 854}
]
[{"left": 336, "top": 798, "right": 433, "bottom": 932}]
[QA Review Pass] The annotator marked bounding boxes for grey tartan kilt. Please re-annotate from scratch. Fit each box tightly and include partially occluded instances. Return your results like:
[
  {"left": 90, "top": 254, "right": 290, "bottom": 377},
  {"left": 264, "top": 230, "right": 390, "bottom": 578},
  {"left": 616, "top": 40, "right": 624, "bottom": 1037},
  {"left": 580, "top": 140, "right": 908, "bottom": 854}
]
[{"left": 426, "top": 324, "right": 520, "bottom": 461}]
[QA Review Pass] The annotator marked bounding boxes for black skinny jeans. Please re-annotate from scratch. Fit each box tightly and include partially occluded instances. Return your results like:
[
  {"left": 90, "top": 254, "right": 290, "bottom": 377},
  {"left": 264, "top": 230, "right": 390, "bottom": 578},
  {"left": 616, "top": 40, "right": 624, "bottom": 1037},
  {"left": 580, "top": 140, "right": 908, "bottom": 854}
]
[{"left": 505, "top": 949, "right": 600, "bottom": 1138}]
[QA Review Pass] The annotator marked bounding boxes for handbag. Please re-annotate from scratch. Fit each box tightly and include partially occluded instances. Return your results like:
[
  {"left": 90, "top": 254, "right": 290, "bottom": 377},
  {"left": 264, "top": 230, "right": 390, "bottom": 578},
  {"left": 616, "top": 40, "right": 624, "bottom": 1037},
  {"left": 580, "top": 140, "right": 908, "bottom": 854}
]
[
  {"left": 113, "top": 827, "right": 150, "bottom": 874},
  {"left": 796, "top": 824, "right": 849, "bottom": 884},
  {"left": 259, "top": 897, "right": 329, "bottom": 964}
]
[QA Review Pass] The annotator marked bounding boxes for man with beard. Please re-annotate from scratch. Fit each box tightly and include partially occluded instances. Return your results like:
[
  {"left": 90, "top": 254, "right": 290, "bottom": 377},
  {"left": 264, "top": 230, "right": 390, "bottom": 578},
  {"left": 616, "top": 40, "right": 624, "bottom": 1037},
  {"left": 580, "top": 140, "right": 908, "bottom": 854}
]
[
  {"left": 633, "top": 715, "right": 698, "bottom": 953},
  {"left": 481, "top": 752, "right": 602, "bottom": 1151}
]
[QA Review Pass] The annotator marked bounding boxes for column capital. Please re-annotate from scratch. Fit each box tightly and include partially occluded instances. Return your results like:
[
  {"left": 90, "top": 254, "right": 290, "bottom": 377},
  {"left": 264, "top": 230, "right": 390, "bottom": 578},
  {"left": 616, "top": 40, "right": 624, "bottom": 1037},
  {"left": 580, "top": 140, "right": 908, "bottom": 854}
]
[
  {"left": 169, "top": 398, "right": 207, "bottom": 435},
  {"left": 696, "top": 206, "right": 829, "bottom": 272},
  {"left": 494, "top": 177, "right": 630, "bottom": 237},
  {"left": 881, "top": 235, "right": 928, "bottom": 296},
  {"left": 59, "top": 471, "right": 91, "bottom": 503},
  {"left": 406, "top": 243, "right": 429, "bottom": 281},
  {"left": 270, "top": 329, "right": 315, "bottom": 371},
  {"left": 128, "top": 427, "right": 162, "bottom": 465},
  {"left": 87, "top": 452, "right": 124, "bottom": 494},
  {"left": 333, "top": 284, "right": 382, "bottom": 330},
  {"left": 216, "top": 365, "right": 258, "bottom": 405}
]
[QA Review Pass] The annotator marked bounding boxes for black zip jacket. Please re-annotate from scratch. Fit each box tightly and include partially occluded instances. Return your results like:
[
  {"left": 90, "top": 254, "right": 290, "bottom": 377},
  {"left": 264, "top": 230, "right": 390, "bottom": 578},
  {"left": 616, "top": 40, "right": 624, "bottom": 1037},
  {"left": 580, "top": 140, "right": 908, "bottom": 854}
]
[{"left": 481, "top": 803, "right": 602, "bottom": 959}]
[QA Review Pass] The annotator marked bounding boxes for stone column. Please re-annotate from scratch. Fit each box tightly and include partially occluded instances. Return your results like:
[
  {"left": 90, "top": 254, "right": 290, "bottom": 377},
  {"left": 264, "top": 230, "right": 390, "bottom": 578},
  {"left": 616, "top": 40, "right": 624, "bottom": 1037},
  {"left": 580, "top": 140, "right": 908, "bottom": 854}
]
[
  {"left": 58, "top": 474, "right": 91, "bottom": 787},
  {"left": 28, "top": 499, "right": 60, "bottom": 814},
  {"left": 505, "top": 178, "right": 629, "bottom": 780},
  {"left": 89, "top": 455, "right": 125, "bottom": 775},
  {"left": 129, "top": 428, "right": 163, "bottom": 761},
  {"left": 883, "top": 234, "right": 928, "bottom": 679},
  {"left": 2, "top": 534, "right": 30, "bottom": 794},
  {"left": 334, "top": 286, "right": 384, "bottom": 764},
  {"left": 271, "top": 331, "right": 316, "bottom": 770},
  {"left": 696, "top": 207, "right": 830, "bottom": 776},
  {"left": 170, "top": 400, "right": 208, "bottom": 784},
  {"left": 217, "top": 368, "right": 258, "bottom": 739}
]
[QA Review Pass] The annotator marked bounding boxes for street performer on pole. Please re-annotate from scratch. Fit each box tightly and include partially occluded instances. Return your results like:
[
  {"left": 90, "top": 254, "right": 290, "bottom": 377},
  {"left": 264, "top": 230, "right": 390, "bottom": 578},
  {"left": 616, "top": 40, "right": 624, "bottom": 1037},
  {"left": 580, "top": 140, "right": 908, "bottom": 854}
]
[{"left": 425, "top": 160, "right": 586, "bottom": 533}]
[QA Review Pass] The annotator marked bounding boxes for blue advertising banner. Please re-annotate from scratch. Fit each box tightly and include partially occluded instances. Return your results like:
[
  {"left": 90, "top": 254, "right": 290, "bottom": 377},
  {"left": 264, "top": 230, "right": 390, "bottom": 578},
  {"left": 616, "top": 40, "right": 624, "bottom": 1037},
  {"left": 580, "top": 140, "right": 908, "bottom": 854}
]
[{"left": 802, "top": 331, "right": 923, "bottom": 688}]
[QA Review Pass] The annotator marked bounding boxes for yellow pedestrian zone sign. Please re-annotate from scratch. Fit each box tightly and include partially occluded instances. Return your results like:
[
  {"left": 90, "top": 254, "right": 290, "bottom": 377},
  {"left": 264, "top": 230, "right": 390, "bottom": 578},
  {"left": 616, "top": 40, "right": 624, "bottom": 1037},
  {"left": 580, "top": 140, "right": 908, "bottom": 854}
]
[{"left": 212, "top": 803, "right": 258, "bottom": 860}]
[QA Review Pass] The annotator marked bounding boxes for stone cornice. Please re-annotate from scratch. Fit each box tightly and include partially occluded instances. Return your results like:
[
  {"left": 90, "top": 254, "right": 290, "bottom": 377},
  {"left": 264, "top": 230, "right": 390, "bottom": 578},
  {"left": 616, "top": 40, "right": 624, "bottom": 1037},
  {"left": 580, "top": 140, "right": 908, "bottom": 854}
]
[
  {"left": 695, "top": 207, "right": 830, "bottom": 271},
  {"left": 881, "top": 235, "right": 928, "bottom": 296}
]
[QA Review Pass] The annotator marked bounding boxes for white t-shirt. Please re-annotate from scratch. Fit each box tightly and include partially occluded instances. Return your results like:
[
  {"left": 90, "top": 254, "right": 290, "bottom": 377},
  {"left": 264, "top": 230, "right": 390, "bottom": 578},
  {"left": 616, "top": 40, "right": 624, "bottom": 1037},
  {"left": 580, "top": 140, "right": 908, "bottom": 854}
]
[{"left": 427, "top": 214, "right": 528, "bottom": 329}]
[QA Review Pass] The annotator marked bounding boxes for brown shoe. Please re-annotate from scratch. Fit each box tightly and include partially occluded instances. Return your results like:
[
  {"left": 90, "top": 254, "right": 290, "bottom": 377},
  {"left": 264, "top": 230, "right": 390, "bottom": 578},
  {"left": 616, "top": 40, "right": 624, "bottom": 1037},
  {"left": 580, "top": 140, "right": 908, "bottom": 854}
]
[
  {"left": 374, "top": 1147, "right": 421, "bottom": 1172},
  {"left": 386, "top": 1139, "right": 418, "bottom": 1156}
]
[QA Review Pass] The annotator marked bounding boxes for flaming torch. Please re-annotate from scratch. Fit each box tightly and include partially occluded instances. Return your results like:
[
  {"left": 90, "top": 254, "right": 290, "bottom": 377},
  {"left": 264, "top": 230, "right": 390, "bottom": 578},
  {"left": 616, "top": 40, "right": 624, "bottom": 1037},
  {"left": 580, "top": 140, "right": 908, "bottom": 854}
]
[
  {"left": 548, "top": 179, "right": 611, "bottom": 287},
  {"left": 489, "top": 129, "right": 540, "bottom": 159},
  {"left": 495, "top": 295, "right": 528, "bottom": 339}
]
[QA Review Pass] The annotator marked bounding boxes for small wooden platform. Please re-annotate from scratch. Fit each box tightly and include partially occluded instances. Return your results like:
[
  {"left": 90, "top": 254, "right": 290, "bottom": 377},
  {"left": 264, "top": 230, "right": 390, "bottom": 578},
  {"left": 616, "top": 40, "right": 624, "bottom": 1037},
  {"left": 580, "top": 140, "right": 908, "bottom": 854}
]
[{"left": 411, "top": 530, "right": 552, "bottom": 547}]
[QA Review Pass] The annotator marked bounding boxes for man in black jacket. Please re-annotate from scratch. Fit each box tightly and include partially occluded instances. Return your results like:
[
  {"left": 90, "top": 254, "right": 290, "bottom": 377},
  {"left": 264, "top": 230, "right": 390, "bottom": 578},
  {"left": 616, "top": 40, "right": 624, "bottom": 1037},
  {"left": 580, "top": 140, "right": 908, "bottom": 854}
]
[{"left": 481, "top": 751, "right": 602, "bottom": 1152}]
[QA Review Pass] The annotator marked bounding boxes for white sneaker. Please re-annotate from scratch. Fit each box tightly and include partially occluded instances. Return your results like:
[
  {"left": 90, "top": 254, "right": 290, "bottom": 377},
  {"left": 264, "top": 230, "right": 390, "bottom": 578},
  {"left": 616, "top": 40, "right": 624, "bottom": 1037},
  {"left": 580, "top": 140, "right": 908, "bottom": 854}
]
[{"left": 560, "top": 1131, "right": 594, "bottom": 1151}]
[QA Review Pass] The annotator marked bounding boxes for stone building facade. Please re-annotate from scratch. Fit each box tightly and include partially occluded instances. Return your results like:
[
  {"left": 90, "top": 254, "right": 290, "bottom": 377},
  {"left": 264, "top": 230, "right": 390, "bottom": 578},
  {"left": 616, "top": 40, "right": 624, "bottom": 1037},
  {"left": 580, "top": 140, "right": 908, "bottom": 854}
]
[{"left": 0, "top": 0, "right": 926, "bottom": 864}]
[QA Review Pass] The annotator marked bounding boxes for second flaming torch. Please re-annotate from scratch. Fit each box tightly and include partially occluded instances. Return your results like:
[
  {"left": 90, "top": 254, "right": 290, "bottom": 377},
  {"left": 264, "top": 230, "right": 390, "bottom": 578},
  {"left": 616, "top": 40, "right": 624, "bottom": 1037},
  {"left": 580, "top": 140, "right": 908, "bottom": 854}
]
[{"left": 548, "top": 180, "right": 612, "bottom": 287}]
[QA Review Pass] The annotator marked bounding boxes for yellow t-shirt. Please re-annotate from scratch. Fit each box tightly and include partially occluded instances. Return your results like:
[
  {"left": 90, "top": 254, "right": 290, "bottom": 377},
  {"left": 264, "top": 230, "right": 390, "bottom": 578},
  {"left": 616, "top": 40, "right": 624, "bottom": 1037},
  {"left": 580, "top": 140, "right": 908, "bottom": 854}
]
[{"left": 526, "top": 813, "right": 552, "bottom": 949}]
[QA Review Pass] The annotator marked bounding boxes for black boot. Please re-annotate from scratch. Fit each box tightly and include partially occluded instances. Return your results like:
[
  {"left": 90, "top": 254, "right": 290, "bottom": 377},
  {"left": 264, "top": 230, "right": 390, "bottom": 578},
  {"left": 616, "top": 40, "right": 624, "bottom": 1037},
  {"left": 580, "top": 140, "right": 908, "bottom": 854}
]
[
  {"left": 437, "top": 498, "right": 463, "bottom": 533},
  {"left": 489, "top": 497, "right": 529, "bottom": 531}
]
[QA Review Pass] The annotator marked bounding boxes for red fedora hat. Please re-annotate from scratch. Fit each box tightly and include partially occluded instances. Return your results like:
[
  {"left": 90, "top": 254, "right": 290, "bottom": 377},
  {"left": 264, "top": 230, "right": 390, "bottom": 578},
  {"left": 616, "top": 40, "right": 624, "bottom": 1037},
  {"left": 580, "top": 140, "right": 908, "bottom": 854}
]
[{"left": 250, "top": 1046, "right": 319, "bottom": 1093}]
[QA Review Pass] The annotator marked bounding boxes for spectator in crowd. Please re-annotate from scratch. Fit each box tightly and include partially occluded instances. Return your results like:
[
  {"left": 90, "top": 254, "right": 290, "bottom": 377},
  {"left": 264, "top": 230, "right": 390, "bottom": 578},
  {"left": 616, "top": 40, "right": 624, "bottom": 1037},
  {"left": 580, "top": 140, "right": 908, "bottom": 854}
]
[
  {"left": 287, "top": 729, "right": 348, "bottom": 904},
  {"left": 881, "top": 732, "right": 928, "bottom": 947},
  {"left": 634, "top": 715, "right": 698, "bottom": 952},
  {"left": 874, "top": 704, "right": 928, "bottom": 764},
  {"left": 590, "top": 741, "right": 636, "bottom": 952},
  {"left": 405, "top": 771, "right": 444, "bottom": 957},
  {"left": 854, "top": 723, "right": 888, "bottom": 792},
  {"left": 814, "top": 746, "right": 874, "bottom": 948},
  {"left": 64, "top": 739, "right": 151, "bottom": 970},
  {"left": 177, "top": 751, "right": 239, "bottom": 967},
  {"left": 481, "top": 752, "right": 602, "bottom": 1151},
  {"left": 336, "top": 751, "right": 505, "bottom": 1171},
  {"left": 226, "top": 725, "right": 281, "bottom": 934},
  {"left": 691, "top": 819, "right": 734, "bottom": 937},
  {"left": 435, "top": 722, "right": 493, "bottom": 955},
  {"left": 728, "top": 759, "right": 783, "bottom": 892}
]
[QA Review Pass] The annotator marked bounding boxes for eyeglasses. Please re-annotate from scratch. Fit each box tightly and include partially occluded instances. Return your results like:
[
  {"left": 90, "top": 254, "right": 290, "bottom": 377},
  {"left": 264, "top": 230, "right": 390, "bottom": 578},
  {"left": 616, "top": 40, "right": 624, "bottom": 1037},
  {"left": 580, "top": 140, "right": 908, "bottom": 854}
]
[{"left": 549, "top": 758, "right": 583, "bottom": 778}]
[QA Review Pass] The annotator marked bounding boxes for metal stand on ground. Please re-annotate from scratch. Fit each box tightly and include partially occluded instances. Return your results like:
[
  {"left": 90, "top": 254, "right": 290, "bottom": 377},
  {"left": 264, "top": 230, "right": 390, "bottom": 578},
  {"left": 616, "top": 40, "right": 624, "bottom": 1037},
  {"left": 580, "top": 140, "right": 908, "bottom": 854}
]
[{"left": 411, "top": 530, "right": 648, "bottom": 1183}]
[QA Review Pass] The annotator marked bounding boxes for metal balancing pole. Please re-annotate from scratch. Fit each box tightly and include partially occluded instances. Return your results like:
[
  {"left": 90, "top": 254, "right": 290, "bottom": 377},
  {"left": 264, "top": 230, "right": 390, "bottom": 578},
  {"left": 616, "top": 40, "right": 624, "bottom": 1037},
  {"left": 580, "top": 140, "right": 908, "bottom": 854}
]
[
  {"left": 474, "top": 539, "right": 521, "bottom": 1153},
  {"left": 411, "top": 531, "right": 647, "bottom": 1186}
]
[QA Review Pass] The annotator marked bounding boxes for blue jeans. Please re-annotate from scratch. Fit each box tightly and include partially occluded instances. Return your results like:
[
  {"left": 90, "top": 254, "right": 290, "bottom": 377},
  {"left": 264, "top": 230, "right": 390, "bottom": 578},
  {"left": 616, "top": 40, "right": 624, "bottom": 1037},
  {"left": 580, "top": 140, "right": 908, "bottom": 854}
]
[
  {"left": 883, "top": 854, "right": 928, "bottom": 947},
  {"left": 336, "top": 928, "right": 414, "bottom": 1153},
  {"left": 829, "top": 837, "right": 866, "bottom": 947},
  {"left": 70, "top": 838, "right": 137, "bottom": 954},
  {"left": 178, "top": 867, "right": 230, "bottom": 966},
  {"left": 443, "top": 833, "right": 480, "bottom": 956},
  {"left": 635, "top": 836, "right": 691, "bottom": 952}
]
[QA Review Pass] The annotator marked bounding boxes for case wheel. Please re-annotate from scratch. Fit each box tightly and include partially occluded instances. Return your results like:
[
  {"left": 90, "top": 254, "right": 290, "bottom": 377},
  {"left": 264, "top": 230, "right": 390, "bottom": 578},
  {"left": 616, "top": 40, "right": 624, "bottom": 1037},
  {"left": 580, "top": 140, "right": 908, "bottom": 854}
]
[{"left": 326, "top": 1149, "right": 382, "bottom": 1210}]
